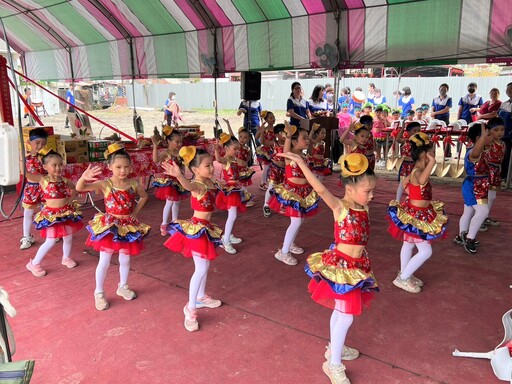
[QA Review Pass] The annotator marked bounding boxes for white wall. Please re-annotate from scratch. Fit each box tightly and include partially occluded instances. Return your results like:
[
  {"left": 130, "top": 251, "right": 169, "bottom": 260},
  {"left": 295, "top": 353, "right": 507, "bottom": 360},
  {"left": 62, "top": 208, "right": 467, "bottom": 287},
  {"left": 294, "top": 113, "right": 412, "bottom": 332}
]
[{"left": 127, "top": 77, "right": 512, "bottom": 113}]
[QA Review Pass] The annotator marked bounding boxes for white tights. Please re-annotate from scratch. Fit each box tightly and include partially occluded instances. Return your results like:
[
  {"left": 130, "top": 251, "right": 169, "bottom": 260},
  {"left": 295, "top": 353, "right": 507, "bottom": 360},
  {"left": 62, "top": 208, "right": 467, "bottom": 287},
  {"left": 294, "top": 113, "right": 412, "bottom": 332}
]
[
  {"left": 188, "top": 253, "right": 209, "bottom": 310},
  {"left": 95, "top": 250, "right": 131, "bottom": 293},
  {"left": 459, "top": 204, "right": 489, "bottom": 240},
  {"left": 23, "top": 208, "right": 35, "bottom": 238},
  {"left": 33, "top": 234, "right": 73, "bottom": 265},
  {"left": 223, "top": 206, "right": 238, "bottom": 243},
  {"left": 399, "top": 240, "right": 432, "bottom": 280},
  {"left": 264, "top": 184, "right": 274, "bottom": 206},
  {"left": 487, "top": 190, "right": 497, "bottom": 213},
  {"left": 162, "top": 200, "right": 180, "bottom": 224},
  {"left": 261, "top": 164, "right": 270, "bottom": 184},
  {"left": 396, "top": 182, "right": 405, "bottom": 202},
  {"left": 330, "top": 301, "right": 354, "bottom": 365},
  {"left": 282, "top": 217, "right": 304, "bottom": 253}
]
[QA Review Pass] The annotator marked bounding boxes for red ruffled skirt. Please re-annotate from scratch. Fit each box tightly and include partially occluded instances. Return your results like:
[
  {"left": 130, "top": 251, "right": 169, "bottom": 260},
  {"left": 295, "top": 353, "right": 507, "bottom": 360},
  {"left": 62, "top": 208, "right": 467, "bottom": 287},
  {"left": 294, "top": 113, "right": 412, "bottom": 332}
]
[
  {"left": 164, "top": 217, "right": 223, "bottom": 260},
  {"left": 268, "top": 179, "right": 320, "bottom": 217},
  {"left": 305, "top": 248, "right": 378, "bottom": 315},
  {"left": 215, "top": 183, "right": 252, "bottom": 212},
  {"left": 153, "top": 177, "right": 190, "bottom": 201},
  {"left": 34, "top": 204, "right": 83, "bottom": 238}
]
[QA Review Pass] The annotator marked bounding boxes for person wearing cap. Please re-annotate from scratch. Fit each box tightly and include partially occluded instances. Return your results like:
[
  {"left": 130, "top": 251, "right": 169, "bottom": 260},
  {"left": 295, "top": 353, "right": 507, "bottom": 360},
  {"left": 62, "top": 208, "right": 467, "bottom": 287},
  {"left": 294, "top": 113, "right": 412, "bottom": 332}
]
[{"left": 398, "top": 87, "right": 415, "bottom": 119}]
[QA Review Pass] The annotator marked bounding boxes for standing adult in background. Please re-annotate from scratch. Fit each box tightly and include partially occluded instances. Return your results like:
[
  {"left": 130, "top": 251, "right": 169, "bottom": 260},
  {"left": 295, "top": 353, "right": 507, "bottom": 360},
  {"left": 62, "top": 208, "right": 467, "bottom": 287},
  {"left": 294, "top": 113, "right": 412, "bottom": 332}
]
[
  {"left": 478, "top": 88, "right": 502, "bottom": 120},
  {"left": 23, "top": 87, "right": 36, "bottom": 126},
  {"left": 325, "top": 86, "right": 335, "bottom": 113},
  {"left": 371, "top": 88, "right": 386, "bottom": 106},
  {"left": 431, "top": 83, "right": 452, "bottom": 157},
  {"left": 367, "top": 83, "right": 376, "bottom": 104},
  {"left": 237, "top": 98, "right": 262, "bottom": 145},
  {"left": 66, "top": 83, "right": 84, "bottom": 135},
  {"left": 398, "top": 87, "right": 415, "bottom": 119},
  {"left": 498, "top": 82, "right": 512, "bottom": 180},
  {"left": 164, "top": 92, "right": 182, "bottom": 127},
  {"left": 308, "top": 85, "right": 329, "bottom": 116},
  {"left": 457, "top": 82, "right": 483, "bottom": 124},
  {"left": 287, "top": 82, "right": 311, "bottom": 127}
]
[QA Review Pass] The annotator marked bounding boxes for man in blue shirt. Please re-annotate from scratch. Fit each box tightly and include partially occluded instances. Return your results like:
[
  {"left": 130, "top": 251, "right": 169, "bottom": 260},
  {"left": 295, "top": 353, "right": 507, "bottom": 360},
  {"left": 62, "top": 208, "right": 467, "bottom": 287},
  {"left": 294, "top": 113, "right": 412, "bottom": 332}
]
[{"left": 498, "top": 82, "right": 512, "bottom": 180}]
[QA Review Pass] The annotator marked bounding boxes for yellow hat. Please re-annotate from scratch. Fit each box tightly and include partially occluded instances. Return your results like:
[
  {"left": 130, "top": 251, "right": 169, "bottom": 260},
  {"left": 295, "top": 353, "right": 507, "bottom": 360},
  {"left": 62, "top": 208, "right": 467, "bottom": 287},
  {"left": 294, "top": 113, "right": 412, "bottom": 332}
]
[
  {"left": 219, "top": 132, "right": 232, "bottom": 145},
  {"left": 284, "top": 124, "right": 297, "bottom": 137},
  {"left": 104, "top": 142, "right": 125, "bottom": 159},
  {"left": 409, "top": 132, "right": 430, "bottom": 147},
  {"left": 179, "top": 146, "right": 197, "bottom": 166},
  {"left": 312, "top": 123, "right": 321, "bottom": 132},
  {"left": 260, "top": 110, "right": 268, "bottom": 119},
  {"left": 38, "top": 146, "right": 54, "bottom": 157},
  {"left": 162, "top": 125, "right": 174, "bottom": 137},
  {"left": 338, "top": 153, "right": 369, "bottom": 177}
]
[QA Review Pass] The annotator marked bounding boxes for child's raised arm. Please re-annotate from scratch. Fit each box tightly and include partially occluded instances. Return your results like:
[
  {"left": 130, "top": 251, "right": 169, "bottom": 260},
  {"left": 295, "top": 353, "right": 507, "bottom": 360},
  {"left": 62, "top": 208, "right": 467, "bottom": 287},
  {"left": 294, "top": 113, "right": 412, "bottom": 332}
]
[
  {"left": 413, "top": 152, "right": 436, "bottom": 186},
  {"left": 76, "top": 164, "right": 106, "bottom": 193},
  {"left": 151, "top": 135, "right": 165, "bottom": 163},
  {"left": 396, "top": 125, "right": 406, "bottom": 144},
  {"left": 222, "top": 118, "right": 235, "bottom": 137},
  {"left": 469, "top": 125, "right": 493, "bottom": 162},
  {"left": 65, "top": 178, "right": 78, "bottom": 202},
  {"left": 278, "top": 152, "right": 341, "bottom": 213},
  {"left": 214, "top": 143, "right": 228, "bottom": 165},
  {"left": 339, "top": 122, "right": 355, "bottom": 145},
  {"left": 162, "top": 162, "right": 202, "bottom": 194}
]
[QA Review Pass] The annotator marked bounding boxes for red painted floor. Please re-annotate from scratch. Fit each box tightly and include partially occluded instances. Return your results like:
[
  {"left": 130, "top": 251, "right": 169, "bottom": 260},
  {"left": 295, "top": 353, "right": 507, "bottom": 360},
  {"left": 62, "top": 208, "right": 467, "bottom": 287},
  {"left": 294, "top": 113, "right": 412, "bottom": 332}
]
[{"left": 1, "top": 168, "right": 510, "bottom": 383}]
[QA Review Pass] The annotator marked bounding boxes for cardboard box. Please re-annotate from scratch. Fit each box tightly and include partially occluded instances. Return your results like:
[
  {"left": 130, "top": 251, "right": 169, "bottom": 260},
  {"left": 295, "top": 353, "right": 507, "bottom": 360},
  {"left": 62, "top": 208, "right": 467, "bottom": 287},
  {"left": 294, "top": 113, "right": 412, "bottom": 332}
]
[
  {"left": 58, "top": 148, "right": 88, "bottom": 164},
  {"left": 56, "top": 139, "right": 88, "bottom": 153}
]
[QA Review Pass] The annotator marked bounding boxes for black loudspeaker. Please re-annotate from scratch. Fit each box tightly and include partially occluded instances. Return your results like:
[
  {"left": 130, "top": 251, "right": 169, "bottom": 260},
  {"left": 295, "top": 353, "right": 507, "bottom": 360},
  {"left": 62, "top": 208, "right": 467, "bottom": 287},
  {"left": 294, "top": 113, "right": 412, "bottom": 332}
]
[{"left": 240, "top": 71, "right": 261, "bottom": 100}]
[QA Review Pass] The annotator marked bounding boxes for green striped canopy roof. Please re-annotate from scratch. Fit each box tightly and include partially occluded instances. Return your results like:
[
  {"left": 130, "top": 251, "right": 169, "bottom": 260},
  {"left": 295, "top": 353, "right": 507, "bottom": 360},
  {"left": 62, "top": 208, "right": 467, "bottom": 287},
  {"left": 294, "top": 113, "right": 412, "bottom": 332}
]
[{"left": 0, "top": 0, "right": 511, "bottom": 81}]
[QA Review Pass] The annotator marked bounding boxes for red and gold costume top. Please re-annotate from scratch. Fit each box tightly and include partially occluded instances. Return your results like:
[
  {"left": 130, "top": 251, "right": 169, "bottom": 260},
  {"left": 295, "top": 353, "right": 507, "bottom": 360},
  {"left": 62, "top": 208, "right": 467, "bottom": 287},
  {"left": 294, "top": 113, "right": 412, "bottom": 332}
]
[
  {"left": 262, "top": 128, "right": 275, "bottom": 143},
  {"left": 312, "top": 141, "right": 326, "bottom": 157},
  {"left": 401, "top": 140, "right": 412, "bottom": 158},
  {"left": 26, "top": 154, "right": 46, "bottom": 175},
  {"left": 221, "top": 158, "right": 240, "bottom": 183},
  {"left": 190, "top": 181, "right": 218, "bottom": 212},
  {"left": 335, "top": 201, "right": 370, "bottom": 246},
  {"left": 351, "top": 144, "right": 366, "bottom": 155},
  {"left": 364, "top": 132, "right": 375, "bottom": 152},
  {"left": 485, "top": 140, "right": 505, "bottom": 165},
  {"left": 103, "top": 179, "right": 138, "bottom": 215},
  {"left": 41, "top": 177, "right": 71, "bottom": 200},
  {"left": 285, "top": 159, "right": 307, "bottom": 179},
  {"left": 237, "top": 145, "right": 250, "bottom": 163},
  {"left": 406, "top": 169, "right": 432, "bottom": 201}
]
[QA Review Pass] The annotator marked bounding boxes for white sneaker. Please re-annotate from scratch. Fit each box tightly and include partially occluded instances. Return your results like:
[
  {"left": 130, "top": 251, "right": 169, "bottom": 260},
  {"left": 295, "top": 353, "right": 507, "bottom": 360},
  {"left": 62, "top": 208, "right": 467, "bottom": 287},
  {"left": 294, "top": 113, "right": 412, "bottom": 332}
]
[
  {"left": 289, "top": 243, "right": 304, "bottom": 255},
  {"left": 221, "top": 240, "right": 237, "bottom": 254},
  {"left": 274, "top": 249, "right": 298, "bottom": 265},
  {"left": 229, "top": 234, "right": 242, "bottom": 244},
  {"left": 20, "top": 235, "right": 34, "bottom": 250}
]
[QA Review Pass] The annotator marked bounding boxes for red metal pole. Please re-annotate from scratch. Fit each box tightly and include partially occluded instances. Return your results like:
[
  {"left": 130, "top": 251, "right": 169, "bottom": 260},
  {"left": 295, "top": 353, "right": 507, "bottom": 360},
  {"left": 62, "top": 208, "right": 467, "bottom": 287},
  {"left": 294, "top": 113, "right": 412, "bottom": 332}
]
[{"left": 7, "top": 65, "right": 136, "bottom": 142}]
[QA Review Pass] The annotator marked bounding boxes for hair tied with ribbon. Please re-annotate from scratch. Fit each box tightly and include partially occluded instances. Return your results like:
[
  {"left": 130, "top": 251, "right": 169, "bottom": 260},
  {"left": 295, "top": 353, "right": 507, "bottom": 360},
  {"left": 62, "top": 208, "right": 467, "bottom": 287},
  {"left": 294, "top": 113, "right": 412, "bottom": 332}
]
[
  {"left": 104, "top": 142, "right": 125, "bottom": 159},
  {"left": 219, "top": 132, "right": 232, "bottom": 145},
  {"left": 338, "top": 153, "right": 369, "bottom": 178},
  {"left": 238, "top": 127, "right": 246, "bottom": 134},
  {"left": 179, "top": 146, "right": 196, "bottom": 166},
  {"left": 260, "top": 110, "right": 268, "bottom": 119},
  {"left": 312, "top": 123, "right": 321, "bottom": 132},
  {"left": 162, "top": 125, "right": 174, "bottom": 137}
]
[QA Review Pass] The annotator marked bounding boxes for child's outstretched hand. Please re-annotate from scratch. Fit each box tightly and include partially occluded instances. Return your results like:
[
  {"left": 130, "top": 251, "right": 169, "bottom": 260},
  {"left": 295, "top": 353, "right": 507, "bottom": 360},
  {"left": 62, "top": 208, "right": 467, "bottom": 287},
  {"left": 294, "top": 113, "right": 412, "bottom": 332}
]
[
  {"left": 162, "top": 161, "right": 182, "bottom": 178},
  {"left": 81, "top": 164, "right": 103, "bottom": 182},
  {"left": 222, "top": 118, "right": 230, "bottom": 125},
  {"left": 151, "top": 135, "right": 161, "bottom": 147},
  {"left": 277, "top": 152, "right": 305, "bottom": 165}
]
